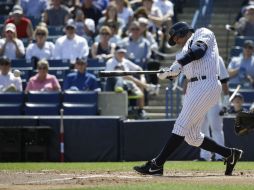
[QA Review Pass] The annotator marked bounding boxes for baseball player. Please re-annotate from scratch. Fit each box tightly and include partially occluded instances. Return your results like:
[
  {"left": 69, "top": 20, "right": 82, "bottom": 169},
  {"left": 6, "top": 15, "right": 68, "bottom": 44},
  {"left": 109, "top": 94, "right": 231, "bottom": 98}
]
[
  {"left": 133, "top": 22, "right": 243, "bottom": 176},
  {"left": 199, "top": 56, "right": 230, "bottom": 161}
]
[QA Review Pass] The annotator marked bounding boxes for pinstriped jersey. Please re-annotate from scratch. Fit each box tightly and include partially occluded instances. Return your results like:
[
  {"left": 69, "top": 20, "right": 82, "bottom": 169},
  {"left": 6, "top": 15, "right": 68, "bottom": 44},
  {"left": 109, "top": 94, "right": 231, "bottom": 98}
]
[
  {"left": 176, "top": 28, "right": 220, "bottom": 80},
  {"left": 218, "top": 56, "right": 229, "bottom": 80}
]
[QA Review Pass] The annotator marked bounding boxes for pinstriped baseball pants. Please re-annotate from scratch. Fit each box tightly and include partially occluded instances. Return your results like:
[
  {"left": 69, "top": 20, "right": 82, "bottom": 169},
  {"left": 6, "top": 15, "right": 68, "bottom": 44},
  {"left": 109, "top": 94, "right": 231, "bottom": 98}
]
[{"left": 172, "top": 78, "right": 222, "bottom": 147}]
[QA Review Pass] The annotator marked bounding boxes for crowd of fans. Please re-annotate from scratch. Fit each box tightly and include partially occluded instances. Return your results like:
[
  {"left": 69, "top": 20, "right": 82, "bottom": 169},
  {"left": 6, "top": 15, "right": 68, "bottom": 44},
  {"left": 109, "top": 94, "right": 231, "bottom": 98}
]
[{"left": 0, "top": 0, "right": 185, "bottom": 119}]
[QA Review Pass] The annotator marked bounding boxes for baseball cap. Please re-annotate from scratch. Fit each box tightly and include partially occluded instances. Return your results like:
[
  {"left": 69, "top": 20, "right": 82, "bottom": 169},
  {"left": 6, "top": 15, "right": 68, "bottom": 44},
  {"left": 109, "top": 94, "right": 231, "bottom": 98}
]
[
  {"left": 138, "top": 17, "right": 149, "bottom": 25},
  {"left": 115, "top": 45, "right": 127, "bottom": 53},
  {"left": 243, "top": 40, "right": 254, "bottom": 48},
  {"left": 85, "top": 19, "right": 95, "bottom": 33},
  {"left": 76, "top": 57, "right": 87, "bottom": 64},
  {"left": 12, "top": 5, "right": 23, "bottom": 15},
  {"left": 5, "top": 23, "right": 16, "bottom": 33},
  {"left": 66, "top": 19, "right": 76, "bottom": 29}
]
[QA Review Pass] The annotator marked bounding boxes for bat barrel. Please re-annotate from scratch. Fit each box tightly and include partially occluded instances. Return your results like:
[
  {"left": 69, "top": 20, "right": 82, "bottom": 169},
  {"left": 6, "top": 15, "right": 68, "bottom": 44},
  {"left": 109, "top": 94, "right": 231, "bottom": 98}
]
[{"left": 98, "top": 70, "right": 163, "bottom": 77}]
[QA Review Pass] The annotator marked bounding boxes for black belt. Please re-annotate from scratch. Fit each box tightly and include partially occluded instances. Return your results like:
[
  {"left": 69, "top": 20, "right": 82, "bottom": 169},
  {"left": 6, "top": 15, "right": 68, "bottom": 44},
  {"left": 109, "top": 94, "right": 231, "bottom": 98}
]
[
  {"left": 190, "top": 75, "right": 220, "bottom": 82},
  {"left": 190, "top": 76, "right": 206, "bottom": 82}
]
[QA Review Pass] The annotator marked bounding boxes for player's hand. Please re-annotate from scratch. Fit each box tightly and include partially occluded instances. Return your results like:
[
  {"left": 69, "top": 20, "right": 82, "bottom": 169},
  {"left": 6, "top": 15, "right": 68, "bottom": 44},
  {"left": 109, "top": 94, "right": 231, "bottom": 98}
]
[
  {"left": 169, "top": 61, "right": 182, "bottom": 77},
  {"left": 157, "top": 61, "right": 182, "bottom": 80}
]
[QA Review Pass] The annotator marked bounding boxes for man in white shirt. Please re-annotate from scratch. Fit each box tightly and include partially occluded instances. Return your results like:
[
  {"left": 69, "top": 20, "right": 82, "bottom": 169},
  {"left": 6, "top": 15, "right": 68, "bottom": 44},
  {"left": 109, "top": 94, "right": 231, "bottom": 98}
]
[
  {"left": 153, "top": 0, "right": 174, "bottom": 18},
  {"left": 53, "top": 18, "right": 89, "bottom": 63},
  {"left": 0, "top": 23, "right": 25, "bottom": 60},
  {"left": 0, "top": 57, "right": 22, "bottom": 92}
]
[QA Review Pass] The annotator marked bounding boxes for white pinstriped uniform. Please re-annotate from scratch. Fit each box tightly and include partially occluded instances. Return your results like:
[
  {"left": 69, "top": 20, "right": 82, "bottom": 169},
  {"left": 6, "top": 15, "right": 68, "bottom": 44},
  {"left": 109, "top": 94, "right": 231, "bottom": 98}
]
[
  {"left": 200, "top": 56, "right": 229, "bottom": 160},
  {"left": 172, "top": 28, "right": 222, "bottom": 147}
]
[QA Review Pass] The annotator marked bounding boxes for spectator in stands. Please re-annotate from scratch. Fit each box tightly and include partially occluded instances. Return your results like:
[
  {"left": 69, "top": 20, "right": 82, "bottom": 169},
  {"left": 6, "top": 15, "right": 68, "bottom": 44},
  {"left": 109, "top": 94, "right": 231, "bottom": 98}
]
[
  {"left": 20, "top": 0, "right": 48, "bottom": 19},
  {"left": 26, "top": 24, "right": 55, "bottom": 61},
  {"left": 105, "top": 45, "right": 158, "bottom": 119},
  {"left": 106, "top": 20, "right": 122, "bottom": 44},
  {"left": 153, "top": 0, "right": 174, "bottom": 20},
  {"left": 93, "top": 0, "right": 109, "bottom": 11},
  {"left": 235, "top": 5, "right": 254, "bottom": 36},
  {"left": 84, "top": 18, "right": 96, "bottom": 46},
  {"left": 91, "top": 26, "right": 115, "bottom": 60},
  {"left": 0, "top": 57, "right": 22, "bottom": 92},
  {"left": 63, "top": 57, "right": 101, "bottom": 91},
  {"left": 228, "top": 40, "right": 254, "bottom": 88},
  {"left": 54, "top": 18, "right": 89, "bottom": 63},
  {"left": 121, "top": 21, "right": 151, "bottom": 69},
  {"left": 81, "top": 0, "right": 102, "bottom": 26},
  {"left": 97, "top": 2, "right": 124, "bottom": 33},
  {"left": 0, "top": 23, "right": 25, "bottom": 60},
  {"left": 138, "top": 17, "right": 158, "bottom": 50},
  {"left": 115, "top": 0, "right": 133, "bottom": 29},
  {"left": 25, "top": 59, "right": 61, "bottom": 92},
  {"left": 228, "top": 93, "right": 247, "bottom": 114},
  {"left": 5, "top": 4, "right": 33, "bottom": 42},
  {"left": 43, "top": 0, "right": 70, "bottom": 26}
]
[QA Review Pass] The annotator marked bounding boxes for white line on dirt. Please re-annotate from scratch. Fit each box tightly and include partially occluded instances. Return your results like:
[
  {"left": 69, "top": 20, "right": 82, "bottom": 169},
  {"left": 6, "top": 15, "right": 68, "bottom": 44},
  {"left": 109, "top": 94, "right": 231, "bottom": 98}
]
[{"left": 15, "top": 174, "right": 152, "bottom": 185}]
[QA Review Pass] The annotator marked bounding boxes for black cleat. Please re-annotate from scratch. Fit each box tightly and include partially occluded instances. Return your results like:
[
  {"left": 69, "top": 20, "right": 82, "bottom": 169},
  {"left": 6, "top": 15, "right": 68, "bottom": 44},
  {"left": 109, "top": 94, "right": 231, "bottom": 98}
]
[
  {"left": 224, "top": 148, "right": 243, "bottom": 176},
  {"left": 133, "top": 159, "right": 163, "bottom": 176}
]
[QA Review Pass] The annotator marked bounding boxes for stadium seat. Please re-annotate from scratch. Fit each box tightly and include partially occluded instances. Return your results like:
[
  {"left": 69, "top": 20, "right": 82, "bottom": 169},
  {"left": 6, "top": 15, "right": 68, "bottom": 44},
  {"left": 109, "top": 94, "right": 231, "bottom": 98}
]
[
  {"left": 27, "top": 16, "right": 41, "bottom": 28},
  {"left": 48, "top": 68, "right": 69, "bottom": 81},
  {"left": 230, "top": 46, "right": 242, "bottom": 57},
  {"left": 11, "top": 59, "right": 33, "bottom": 82},
  {"left": 234, "top": 36, "right": 254, "bottom": 47},
  {"left": 87, "top": 59, "right": 106, "bottom": 76},
  {"left": 62, "top": 91, "right": 98, "bottom": 115},
  {"left": 47, "top": 26, "right": 64, "bottom": 36},
  {"left": 24, "top": 103, "right": 59, "bottom": 115},
  {"left": 62, "top": 103, "right": 97, "bottom": 115},
  {"left": 11, "top": 59, "right": 33, "bottom": 68},
  {"left": 0, "top": 92, "right": 24, "bottom": 115},
  {"left": 47, "top": 59, "right": 70, "bottom": 67},
  {"left": 27, "top": 91, "right": 61, "bottom": 104}
]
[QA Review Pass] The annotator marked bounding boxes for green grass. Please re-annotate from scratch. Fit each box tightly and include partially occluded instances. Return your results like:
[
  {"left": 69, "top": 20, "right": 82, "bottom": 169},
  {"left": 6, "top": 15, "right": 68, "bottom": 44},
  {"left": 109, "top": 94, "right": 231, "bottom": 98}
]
[{"left": 0, "top": 161, "right": 253, "bottom": 172}]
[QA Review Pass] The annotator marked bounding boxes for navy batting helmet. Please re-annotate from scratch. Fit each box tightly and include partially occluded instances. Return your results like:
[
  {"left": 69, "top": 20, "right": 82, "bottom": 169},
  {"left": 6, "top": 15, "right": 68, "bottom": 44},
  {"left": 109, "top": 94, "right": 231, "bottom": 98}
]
[{"left": 168, "top": 22, "right": 194, "bottom": 46}]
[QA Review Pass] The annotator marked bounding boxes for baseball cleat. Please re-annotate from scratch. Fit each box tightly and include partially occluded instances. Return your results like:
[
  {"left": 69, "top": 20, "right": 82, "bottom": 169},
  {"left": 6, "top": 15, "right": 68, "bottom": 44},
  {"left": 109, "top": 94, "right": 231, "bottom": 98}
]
[
  {"left": 224, "top": 148, "right": 243, "bottom": 176},
  {"left": 133, "top": 159, "right": 163, "bottom": 176}
]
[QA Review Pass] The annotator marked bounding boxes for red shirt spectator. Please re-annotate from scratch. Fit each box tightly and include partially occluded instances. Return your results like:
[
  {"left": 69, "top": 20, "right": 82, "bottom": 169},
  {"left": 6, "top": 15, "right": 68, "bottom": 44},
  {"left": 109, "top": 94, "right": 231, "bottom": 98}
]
[{"left": 5, "top": 5, "right": 33, "bottom": 41}]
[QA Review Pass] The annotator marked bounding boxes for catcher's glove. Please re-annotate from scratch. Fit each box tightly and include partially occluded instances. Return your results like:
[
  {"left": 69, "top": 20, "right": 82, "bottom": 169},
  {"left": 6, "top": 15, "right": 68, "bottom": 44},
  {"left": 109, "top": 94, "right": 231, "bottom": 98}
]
[{"left": 235, "top": 111, "right": 254, "bottom": 136}]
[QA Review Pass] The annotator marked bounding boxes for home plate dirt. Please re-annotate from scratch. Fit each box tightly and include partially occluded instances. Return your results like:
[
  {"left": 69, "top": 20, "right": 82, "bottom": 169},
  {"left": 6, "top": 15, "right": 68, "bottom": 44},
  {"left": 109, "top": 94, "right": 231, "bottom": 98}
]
[{"left": 0, "top": 170, "right": 253, "bottom": 190}]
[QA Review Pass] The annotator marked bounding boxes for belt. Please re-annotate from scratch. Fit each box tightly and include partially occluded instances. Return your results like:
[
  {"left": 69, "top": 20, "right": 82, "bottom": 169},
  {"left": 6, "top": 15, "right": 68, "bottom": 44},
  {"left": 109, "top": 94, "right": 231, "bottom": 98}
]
[
  {"left": 190, "top": 76, "right": 206, "bottom": 82},
  {"left": 189, "top": 75, "right": 220, "bottom": 82}
]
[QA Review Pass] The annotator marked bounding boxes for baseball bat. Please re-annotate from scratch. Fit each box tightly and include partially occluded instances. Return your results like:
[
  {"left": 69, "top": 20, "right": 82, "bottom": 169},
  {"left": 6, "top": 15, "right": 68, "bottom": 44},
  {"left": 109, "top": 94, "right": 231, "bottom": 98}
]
[
  {"left": 229, "top": 84, "right": 241, "bottom": 102},
  {"left": 98, "top": 70, "right": 164, "bottom": 77}
]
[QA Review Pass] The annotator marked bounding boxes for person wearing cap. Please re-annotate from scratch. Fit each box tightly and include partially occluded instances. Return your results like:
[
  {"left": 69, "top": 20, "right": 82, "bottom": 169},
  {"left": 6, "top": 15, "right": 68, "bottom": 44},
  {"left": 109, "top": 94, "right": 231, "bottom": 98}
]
[
  {"left": 53, "top": 18, "right": 89, "bottom": 62},
  {"left": 105, "top": 45, "right": 158, "bottom": 119},
  {"left": 0, "top": 57, "right": 22, "bottom": 92},
  {"left": 26, "top": 24, "right": 55, "bottom": 61},
  {"left": 43, "top": 0, "right": 70, "bottom": 26},
  {"left": 228, "top": 93, "right": 248, "bottom": 114},
  {"left": 0, "top": 23, "right": 25, "bottom": 60},
  {"left": 91, "top": 26, "right": 115, "bottom": 60},
  {"left": 228, "top": 40, "right": 254, "bottom": 88},
  {"left": 235, "top": 5, "right": 254, "bottom": 36},
  {"left": 63, "top": 57, "right": 101, "bottom": 91},
  {"left": 121, "top": 21, "right": 151, "bottom": 69},
  {"left": 5, "top": 4, "right": 33, "bottom": 41},
  {"left": 25, "top": 59, "right": 61, "bottom": 92}
]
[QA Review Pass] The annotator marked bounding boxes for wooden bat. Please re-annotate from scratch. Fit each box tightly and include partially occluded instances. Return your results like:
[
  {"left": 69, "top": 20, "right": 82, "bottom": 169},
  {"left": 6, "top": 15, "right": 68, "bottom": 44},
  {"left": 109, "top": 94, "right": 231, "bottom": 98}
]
[
  {"left": 229, "top": 84, "right": 241, "bottom": 102},
  {"left": 98, "top": 70, "right": 164, "bottom": 77}
]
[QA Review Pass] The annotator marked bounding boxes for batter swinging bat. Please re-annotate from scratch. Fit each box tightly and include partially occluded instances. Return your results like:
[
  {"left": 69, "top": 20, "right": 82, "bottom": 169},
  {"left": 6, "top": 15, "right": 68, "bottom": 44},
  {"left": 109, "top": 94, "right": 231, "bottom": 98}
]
[{"left": 98, "top": 70, "right": 164, "bottom": 77}]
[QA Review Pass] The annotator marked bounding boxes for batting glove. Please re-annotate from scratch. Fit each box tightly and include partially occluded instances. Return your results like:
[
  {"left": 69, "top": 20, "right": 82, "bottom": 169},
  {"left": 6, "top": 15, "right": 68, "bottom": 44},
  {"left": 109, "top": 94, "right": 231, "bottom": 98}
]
[{"left": 157, "top": 61, "right": 182, "bottom": 80}]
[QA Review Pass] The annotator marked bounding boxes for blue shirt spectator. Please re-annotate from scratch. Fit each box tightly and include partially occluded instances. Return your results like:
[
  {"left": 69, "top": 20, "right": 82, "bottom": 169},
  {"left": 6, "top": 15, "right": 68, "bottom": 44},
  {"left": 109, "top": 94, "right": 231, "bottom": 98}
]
[
  {"left": 20, "top": 0, "right": 48, "bottom": 19},
  {"left": 63, "top": 58, "right": 101, "bottom": 91}
]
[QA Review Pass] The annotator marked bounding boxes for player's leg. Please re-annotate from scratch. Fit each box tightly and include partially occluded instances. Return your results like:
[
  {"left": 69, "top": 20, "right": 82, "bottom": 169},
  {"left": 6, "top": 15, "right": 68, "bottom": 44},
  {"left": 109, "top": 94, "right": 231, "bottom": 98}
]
[
  {"left": 207, "top": 103, "right": 225, "bottom": 160},
  {"left": 199, "top": 114, "right": 212, "bottom": 161}
]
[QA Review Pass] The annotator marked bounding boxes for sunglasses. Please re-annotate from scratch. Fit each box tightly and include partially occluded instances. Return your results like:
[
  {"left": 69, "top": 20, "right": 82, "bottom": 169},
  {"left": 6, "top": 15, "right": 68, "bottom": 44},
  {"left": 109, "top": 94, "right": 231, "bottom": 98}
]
[
  {"left": 66, "top": 26, "right": 75, "bottom": 30},
  {"left": 36, "top": 32, "right": 46, "bottom": 36},
  {"left": 38, "top": 67, "right": 47, "bottom": 70},
  {"left": 130, "top": 28, "right": 140, "bottom": 31},
  {"left": 100, "top": 32, "right": 110, "bottom": 35}
]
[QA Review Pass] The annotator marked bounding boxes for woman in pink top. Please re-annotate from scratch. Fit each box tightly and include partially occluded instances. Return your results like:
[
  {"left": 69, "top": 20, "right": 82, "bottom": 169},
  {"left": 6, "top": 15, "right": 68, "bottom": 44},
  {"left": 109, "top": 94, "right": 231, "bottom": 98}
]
[{"left": 25, "top": 59, "right": 61, "bottom": 92}]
